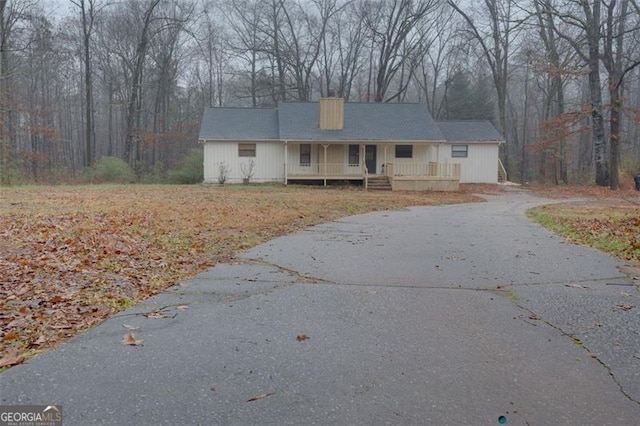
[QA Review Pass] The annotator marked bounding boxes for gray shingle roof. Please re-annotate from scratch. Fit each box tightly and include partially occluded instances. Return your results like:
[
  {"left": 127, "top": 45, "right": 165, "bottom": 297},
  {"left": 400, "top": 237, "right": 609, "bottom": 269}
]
[
  {"left": 199, "top": 107, "right": 279, "bottom": 140},
  {"left": 277, "top": 102, "right": 445, "bottom": 141},
  {"left": 199, "top": 103, "right": 503, "bottom": 143},
  {"left": 436, "top": 120, "right": 503, "bottom": 142}
]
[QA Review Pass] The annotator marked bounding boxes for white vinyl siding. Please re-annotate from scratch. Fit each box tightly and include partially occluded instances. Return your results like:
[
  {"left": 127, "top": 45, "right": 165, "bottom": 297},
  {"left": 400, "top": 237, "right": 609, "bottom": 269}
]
[
  {"left": 203, "top": 141, "right": 284, "bottom": 184},
  {"left": 203, "top": 140, "right": 500, "bottom": 185},
  {"left": 287, "top": 144, "right": 318, "bottom": 175},
  {"left": 390, "top": 144, "right": 430, "bottom": 174},
  {"left": 441, "top": 142, "right": 499, "bottom": 183},
  {"left": 288, "top": 144, "right": 360, "bottom": 176}
]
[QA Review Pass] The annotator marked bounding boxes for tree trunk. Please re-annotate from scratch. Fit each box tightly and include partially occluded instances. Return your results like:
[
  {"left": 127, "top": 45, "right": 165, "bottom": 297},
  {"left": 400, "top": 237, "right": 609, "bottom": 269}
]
[
  {"left": 583, "top": 1, "right": 609, "bottom": 186},
  {"left": 73, "top": 0, "right": 96, "bottom": 169},
  {"left": 124, "top": 0, "right": 160, "bottom": 171},
  {"left": 0, "top": 0, "right": 13, "bottom": 184},
  {"left": 603, "top": 0, "right": 630, "bottom": 191}
]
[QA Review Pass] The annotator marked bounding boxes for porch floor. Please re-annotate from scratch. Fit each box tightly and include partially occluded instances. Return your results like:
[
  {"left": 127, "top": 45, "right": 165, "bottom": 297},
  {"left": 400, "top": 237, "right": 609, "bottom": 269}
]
[{"left": 287, "top": 174, "right": 365, "bottom": 181}]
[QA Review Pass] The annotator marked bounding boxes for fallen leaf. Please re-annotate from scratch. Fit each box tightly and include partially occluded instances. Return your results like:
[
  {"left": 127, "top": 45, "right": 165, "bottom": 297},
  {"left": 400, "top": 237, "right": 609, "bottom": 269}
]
[
  {"left": 0, "top": 347, "right": 24, "bottom": 368},
  {"left": 247, "top": 392, "right": 275, "bottom": 402},
  {"left": 3, "top": 330, "right": 18, "bottom": 341},
  {"left": 50, "top": 296, "right": 65, "bottom": 304},
  {"left": 176, "top": 305, "right": 189, "bottom": 311},
  {"left": 144, "top": 311, "right": 168, "bottom": 319},
  {"left": 616, "top": 303, "right": 636, "bottom": 311},
  {"left": 296, "top": 334, "right": 309, "bottom": 342},
  {"left": 121, "top": 332, "right": 143, "bottom": 346}
]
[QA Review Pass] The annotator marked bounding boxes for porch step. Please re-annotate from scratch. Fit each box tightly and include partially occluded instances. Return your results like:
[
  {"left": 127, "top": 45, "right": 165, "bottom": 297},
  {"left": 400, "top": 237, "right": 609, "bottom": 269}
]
[{"left": 367, "top": 176, "right": 392, "bottom": 190}]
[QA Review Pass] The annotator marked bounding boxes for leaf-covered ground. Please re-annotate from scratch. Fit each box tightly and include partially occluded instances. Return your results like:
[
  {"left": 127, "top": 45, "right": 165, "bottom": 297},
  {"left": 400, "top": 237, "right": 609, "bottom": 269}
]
[
  {"left": 3, "top": 183, "right": 638, "bottom": 368},
  {"left": 0, "top": 184, "right": 487, "bottom": 367},
  {"left": 527, "top": 192, "right": 640, "bottom": 266},
  {"left": 528, "top": 183, "right": 640, "bottom": 200}
]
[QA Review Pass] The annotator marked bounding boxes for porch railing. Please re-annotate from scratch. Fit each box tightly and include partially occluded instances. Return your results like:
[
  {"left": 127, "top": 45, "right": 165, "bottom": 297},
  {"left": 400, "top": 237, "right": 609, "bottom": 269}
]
[
  {"left": 391, "top": 162, "right": 461, "bottom": 178},
  {"left": 287, "top": 162, "right": 460, "bottom": 179},
  {"left": 288, "top": 163, "right": 363, "bottom": 176}
]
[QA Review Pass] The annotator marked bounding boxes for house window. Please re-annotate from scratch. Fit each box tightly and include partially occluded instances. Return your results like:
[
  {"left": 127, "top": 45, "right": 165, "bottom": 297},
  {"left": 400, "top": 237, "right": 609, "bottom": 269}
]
[
  {"left": 348, "top": 145, "right": 359, "bottom": 166},
  {"left": 238, "top": 143, "right": 256, "bottom": 157},
  {"left": 395, "top": 145, "right": 413, "bottom": 158},
  {"left": 300, "top": 144, "right": 311, "bottom": 166},
  {"left": 452, "top": 145, "right": 468, "bottom": 158}
]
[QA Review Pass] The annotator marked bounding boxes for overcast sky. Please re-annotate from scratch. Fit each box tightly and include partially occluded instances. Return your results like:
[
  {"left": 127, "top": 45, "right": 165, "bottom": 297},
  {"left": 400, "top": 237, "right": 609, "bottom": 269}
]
[{"left": 43, "top": 0, "right": 77, "bottom": 20}]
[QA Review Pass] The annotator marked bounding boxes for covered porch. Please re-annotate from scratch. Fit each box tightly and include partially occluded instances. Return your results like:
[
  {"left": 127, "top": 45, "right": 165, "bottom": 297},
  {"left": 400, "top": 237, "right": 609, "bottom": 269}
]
[{"left": 284, "top": 142, "right": 461, "bottom": 190}]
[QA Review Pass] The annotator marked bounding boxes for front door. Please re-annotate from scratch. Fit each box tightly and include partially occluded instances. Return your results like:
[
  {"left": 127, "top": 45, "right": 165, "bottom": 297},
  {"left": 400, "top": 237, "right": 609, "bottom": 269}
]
[{"left": 365, "top": 145, "right": 377, "bottom": 174}]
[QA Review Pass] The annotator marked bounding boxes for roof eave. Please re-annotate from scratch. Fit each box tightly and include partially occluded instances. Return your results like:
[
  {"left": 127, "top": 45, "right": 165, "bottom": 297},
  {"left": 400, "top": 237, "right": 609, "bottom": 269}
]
[
  {"left": 444, "top": 139, "right": 503, "bottom": 144},
  {"left": 199, "top": 138, "right": 281, "bottom": 142},
  {"left": 280, "top": 138, "right": 448, "bottom": 143}
]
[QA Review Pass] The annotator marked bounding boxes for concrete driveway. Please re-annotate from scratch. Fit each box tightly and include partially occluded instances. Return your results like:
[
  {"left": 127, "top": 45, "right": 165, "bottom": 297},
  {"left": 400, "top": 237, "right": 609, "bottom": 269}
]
[{"left": 1, "top": 189, "right": 639, "bottom": 425}]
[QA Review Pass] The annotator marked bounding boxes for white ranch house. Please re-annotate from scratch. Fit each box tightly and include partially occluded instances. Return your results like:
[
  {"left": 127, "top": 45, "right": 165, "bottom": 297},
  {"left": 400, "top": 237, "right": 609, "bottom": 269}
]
[{"left": 199, "top": 98, "right": 505, "bottom": 191}]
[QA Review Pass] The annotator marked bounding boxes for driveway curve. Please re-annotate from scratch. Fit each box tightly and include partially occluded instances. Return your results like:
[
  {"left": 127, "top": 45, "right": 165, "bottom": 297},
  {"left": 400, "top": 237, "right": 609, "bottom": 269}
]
[{"left": 1, "top": 188, "right": 639, "bottom": 425}]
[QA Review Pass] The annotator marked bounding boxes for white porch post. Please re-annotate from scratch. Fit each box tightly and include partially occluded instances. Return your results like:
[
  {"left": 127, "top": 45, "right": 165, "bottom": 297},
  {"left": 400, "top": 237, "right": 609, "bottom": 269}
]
[
  {"left": 322, "top": 144, "right": 329, "bottom": 186},
  {"left": 284, "top": 141, "right": 288, "bottom": 185},
  {"left": 361, "top": 144, "right": 367, "bottom": 189},
  {"left": 384, "top": 145, "right": 388, "bottom": 175}
]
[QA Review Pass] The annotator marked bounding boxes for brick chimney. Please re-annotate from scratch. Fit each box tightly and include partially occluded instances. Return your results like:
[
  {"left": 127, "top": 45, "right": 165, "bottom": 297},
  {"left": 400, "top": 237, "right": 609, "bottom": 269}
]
[{"left": 319, "top": 97, "right": 344, "bottom": 130}]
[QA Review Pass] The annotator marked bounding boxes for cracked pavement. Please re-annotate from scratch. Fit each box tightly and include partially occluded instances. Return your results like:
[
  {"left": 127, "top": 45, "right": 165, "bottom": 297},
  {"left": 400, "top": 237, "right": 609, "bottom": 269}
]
[{"left": 1, "top": 189, "right": 639, "bottom": 425}]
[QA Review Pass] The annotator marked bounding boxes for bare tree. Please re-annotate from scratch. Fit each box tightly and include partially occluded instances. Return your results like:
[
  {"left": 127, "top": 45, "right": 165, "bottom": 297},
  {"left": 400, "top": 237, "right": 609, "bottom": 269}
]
[
  {"left": 314, "top": 0, "right": 366, "bottom": 99},
  {"left": 0, "top": 0, "right": 15, "bottom": 183},
  {"left": 222, "top": 0, "right": 269, "bottom": 106},
  {"left": 70, "top": 0, "right": 106, "bottom": 168},
  {"left": 363, "top": 0, "right": 440, "bottom": 102},
  {"left": 1, "top": 0, "right": 36, "bottom": 184},
  {"left": 544, "top": 0, "right": 640, "bottom": 188},
  {"left": 575, "top": 1, "right": 608, "bottom": 186},
  {"left": 147, "top": 1, "right": 194, "bottom": 167},
  {"left": 602, "top": 0, "right": 640, "bottom": 189},
  {"left": 334, "top": 1, "right": 366, "bottom": 99},
  {"left": 278, "top": 0, "right": 345, "bottom": 101},
  {"left": 448, "top": 0, "right": 520, "bottom": 171},
  {"left": 414, "top": 4, "right": 461, "bottom": 115},
  {"left": 263, "top": 0, "right": 288, "bottom": 102},
  {"left": 532, "top": 0, "right": 573, "bottom": 184},
  {"left": 122, "top": 0, "right": 161, "bottom": 170},
  {"left": 93, "top": 10, "right": 128, "bottom": 158}
]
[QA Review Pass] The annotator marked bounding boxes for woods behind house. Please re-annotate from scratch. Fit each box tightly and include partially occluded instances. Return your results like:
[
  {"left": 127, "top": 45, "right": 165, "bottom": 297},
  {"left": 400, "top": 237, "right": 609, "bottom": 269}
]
[{"left": 1, "top": 0, "right": 639, "bottom": 188}]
